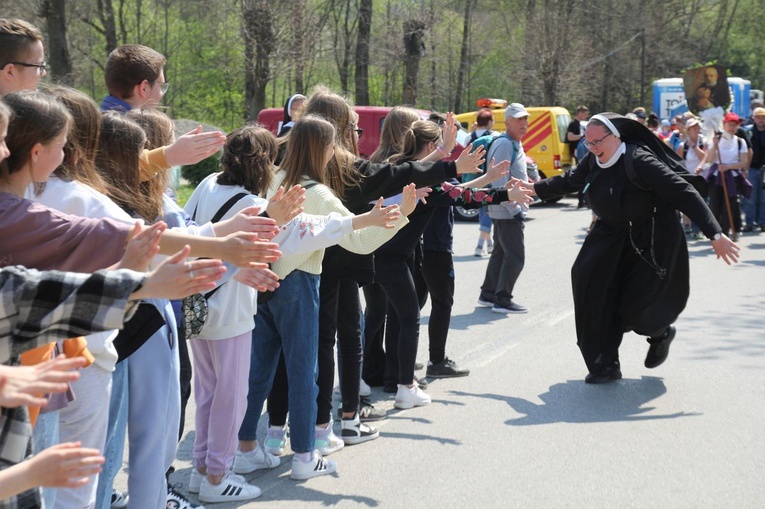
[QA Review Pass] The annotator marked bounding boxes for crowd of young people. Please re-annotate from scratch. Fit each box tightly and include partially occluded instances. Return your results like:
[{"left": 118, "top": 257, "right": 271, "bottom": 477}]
[{"left": 0, "top": 17, "right": 537, "bottom": 509}]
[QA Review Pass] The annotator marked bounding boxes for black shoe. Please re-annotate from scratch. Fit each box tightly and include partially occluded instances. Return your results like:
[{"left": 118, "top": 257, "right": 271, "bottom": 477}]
[
  {"left": 383, "top": 383, "right": 397, "bottom": 393},
  {"left": 426, "top": 357, "right": 470, "bottom": 378},
  {"left": 358, "top": 398, "right": 387, "bottom": 422},
  {"left": 645, "top": 325, "right": 676, "bottom": 368},
  {"left": 743, "top": 225, "right": 754, "bottom": 233},
  {"left": 414, "top": 361, "right": 424, "bottom": 371},
  {"left": 414, "top": 375, "right": 428, "bottom": 390},
  {"left": 584, "top": 365, "right": 622, "bottom": 384}
]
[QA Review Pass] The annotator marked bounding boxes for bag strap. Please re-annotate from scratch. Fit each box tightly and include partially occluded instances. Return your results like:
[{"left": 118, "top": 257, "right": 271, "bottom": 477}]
[{"left": 197, "top": 192, "right": 249, "bottom": 299}]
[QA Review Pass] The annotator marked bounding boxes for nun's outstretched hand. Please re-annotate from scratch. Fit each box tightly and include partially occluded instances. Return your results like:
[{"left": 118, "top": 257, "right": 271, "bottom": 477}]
[{"left": 711, "top": 234, "right": 740, "bottom": 265}]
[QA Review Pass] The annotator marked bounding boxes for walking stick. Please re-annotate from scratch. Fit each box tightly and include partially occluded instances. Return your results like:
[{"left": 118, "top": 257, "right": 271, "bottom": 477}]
[{"left": 715, "top": 140, "right": 738, "bottom": 241}]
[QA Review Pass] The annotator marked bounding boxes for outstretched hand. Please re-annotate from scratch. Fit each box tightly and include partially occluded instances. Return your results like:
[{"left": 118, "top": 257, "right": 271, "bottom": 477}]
[
  {"left": 456, "top": 144, "right": 486, "bottom": 174},
  {"left": 164, "top": 126, "right": 226, "bottom": 167},
  {"left": 234, "top": 267, "right": 280, "bottom": 293},
  {"left": 26, "top": 442, "right": 105, "bottom": 489},
  {"left": 484, "top": 158, "right": 510, "bottom": 182},
  {"left": 367, "top": 198, "right": 402, "bottom": 229},
  {"left": 711, "top": 234, "right": 740, "bottom": 265},
  {"left": 267, "top": 185, "right": 306, "bottom": 225},
  {"left": 399, "top": 183, "right": 418, "bottom": 216},
  {"left": 0, "top": 356, "right": 85, "bottom": 408},
  {"left": 131, "top": 246, "right": 226, "bottom": 300},
  {"left": 119, "top": 222, "right": 165, "bottom": 271},
  {"left": 505, "top": 179, "right": 535, "bottom": 210},
  {"left": 441, "top": 112, "right": 458, "bottom": 152},
  {"left": 214, "top": 206, "right": 279, "bottom": 240}
]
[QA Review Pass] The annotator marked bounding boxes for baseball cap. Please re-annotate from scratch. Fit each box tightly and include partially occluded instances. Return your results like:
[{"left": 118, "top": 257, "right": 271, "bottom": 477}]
[
  {"left": 632, "top": 107, "right": 647, "bottom": 119},
  {"left": 661, "top": 119, "right": 670, "bottom": 127},
  {"left": 753, "top": 107, "right": 765, "bottom": 117},
  {"left": 723, "top": 112, "right": 741, "bottom": 124},
  {"left": 505, "top": 103, "right": 529, "bottom": 119}
]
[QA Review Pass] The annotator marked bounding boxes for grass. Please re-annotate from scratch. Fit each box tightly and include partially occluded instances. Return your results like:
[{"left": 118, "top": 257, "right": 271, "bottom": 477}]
[{"left": 174, "top": 184, "right": 194, "bottom": 208}]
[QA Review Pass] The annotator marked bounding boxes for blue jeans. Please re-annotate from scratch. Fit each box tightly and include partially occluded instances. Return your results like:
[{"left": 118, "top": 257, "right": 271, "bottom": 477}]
[
  {"left": 478, "top": 207, "right": 493, "bottom": 233},
  {"left": 95, "top": 360, "right": 129, "bottom": 509},
  {"left": 744, "top": 167, "right": 765, "bottom": 227},
  {"left": 239, "top": 270, "right": 320, "bottom": 454},
  {"left": 34, "top": 411, "right": 59, "bottom": 508}
]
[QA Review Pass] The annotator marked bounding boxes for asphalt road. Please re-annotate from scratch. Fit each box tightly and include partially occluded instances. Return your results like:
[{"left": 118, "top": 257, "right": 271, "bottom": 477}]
[{"left": 119, "top": 195, "right": 765, "bottom": 508}]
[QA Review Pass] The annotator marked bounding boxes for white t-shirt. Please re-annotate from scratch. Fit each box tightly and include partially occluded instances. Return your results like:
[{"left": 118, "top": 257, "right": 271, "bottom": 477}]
[{"left": 717, "top": 134, "right": 747, "bottom": 165}]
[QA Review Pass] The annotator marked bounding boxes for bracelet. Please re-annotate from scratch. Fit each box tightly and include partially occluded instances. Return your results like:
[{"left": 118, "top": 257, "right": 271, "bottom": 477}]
[{"left": 437, "top": 144, "right": 449, "bottom": 156}]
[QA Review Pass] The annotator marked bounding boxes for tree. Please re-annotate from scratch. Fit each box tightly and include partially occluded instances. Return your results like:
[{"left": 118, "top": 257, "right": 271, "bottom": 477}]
[
  {"left": 453, "top": 0, "right": 475, "bottom": 113},
  {"left": 242, "top": 0, "right": 274, "bottom": 121},
  {"left": 354, "top": 0, "right": 372, "bottom": 105},
  {"left": 39, "top": 0, "right": 73, "bottom": 84},
  {"left": 402, "top": 18, "right": 425, "bottom": 105}
]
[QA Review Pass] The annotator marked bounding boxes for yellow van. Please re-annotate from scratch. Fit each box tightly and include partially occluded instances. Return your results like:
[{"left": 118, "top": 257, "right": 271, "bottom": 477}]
[{"left": 455, "top": 99, "right": 573, "bottom": 178}]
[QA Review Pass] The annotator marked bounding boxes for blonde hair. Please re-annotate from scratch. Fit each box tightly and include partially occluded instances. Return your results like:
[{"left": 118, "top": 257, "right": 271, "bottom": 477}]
[
  {"left": 96, "top": 112, "right": 162, "bottom": 222},
  {"left": 126, "top": 109, "right": 172, "bottom": 201},
  {"left": 301, "top": 86, "right": 360, "bottom": 199},
  {"left": 370, "top": 106, "right": 421, "bottom": 163},
  {"left": 41, "top": 85, "right": 108, "bottom": 195},
  {"left": 279, "top": 115, "right": 335, "bottom": 192},
  {"left": 389, "top": 120, "right": 441, "bottom": 164}
]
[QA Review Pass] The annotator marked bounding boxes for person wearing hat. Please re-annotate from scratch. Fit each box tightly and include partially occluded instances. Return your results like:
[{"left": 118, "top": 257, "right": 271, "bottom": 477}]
[
  {"left": 658, "top": 119, "right": 672, "bottom": 140},
  {"left": 478, "top": 103, "right": 532, "bottom": 314},
  {"left": 706, "top": 112, "right": 752, "bottom": 235},
  {"left": 632, "top": 107, "right": 647, "bottom": 125},
  {"left": 520, "top": 113, "right": 739, "bottom": 383},
  {"left": 742, "top": 107, "right": 765, "bottom": 232}
]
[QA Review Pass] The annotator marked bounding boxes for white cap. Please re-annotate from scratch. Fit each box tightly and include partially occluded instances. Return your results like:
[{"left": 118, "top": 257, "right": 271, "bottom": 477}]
[{"left": 505, "top": 103, "right": 529, "bottom": 119}]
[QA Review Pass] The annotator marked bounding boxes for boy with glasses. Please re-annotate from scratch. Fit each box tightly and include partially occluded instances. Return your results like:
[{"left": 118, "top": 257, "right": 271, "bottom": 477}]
[{"left": 0, "top": 18, "right": 46, "bottom": 96}]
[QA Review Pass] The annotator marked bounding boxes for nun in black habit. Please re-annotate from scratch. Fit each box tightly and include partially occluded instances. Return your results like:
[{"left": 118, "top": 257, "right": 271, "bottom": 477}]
[{"left": 528, "top": 113, "right": 740, "bottom": 383}]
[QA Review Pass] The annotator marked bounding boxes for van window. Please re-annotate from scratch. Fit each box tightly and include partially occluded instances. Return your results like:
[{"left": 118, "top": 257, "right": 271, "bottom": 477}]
[{"left": 556, "top": 114, "right": 571, "bottom": 143}]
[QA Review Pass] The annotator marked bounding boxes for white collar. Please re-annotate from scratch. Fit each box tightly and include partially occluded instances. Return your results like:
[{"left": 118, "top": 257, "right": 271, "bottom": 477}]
[{"left": 596, "top": 142, "right": 626, "bottom": 168}]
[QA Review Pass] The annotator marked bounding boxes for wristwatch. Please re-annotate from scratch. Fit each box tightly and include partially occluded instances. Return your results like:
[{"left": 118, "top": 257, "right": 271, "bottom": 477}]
[{"left": 713, "top": 233, "right": 723, "bottom": 241}]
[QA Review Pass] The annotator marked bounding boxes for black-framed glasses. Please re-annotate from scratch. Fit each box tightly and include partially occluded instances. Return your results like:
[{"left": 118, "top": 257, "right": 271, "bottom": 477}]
[
  {"left": 4, "top": 61, "right": 47, "bottom": 73},
  {"left": 583, "top": 132, "right": 612, "bottom": 149}
]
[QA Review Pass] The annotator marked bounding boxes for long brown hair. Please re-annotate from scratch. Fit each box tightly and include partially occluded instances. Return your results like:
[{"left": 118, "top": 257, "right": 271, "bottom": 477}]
[
  {"left": 389, "top": 120, "right": 441, "bottom": 164},
  {"left": 217, "top": 124, "right": 275, "bottom": 196},
  {"left": 369, "top": 106, "right": 421, "bottom": 163},
  {"left": 40, "top": 85, "right": 108, "bottom": 194},
  {"left": 126, "top": 108, "right": 172, "bottom": 201},
  {"left": 1, "top": 91, "right": 72, "bottom": 184},
  {"left": 96, "top": 112, "right": 161, "bottom": 222},
  {"left": 301, "top": 86, "right": 360, "bottom": 199},
  {"left": 279, "top": 115, "right": 335, "bottom": 192}
]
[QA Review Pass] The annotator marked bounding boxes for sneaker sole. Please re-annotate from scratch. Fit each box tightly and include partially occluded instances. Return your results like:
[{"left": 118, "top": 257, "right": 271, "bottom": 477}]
[
  {"left": 476, "top": 300, "right": 494, "bottom": 308},
  {"left": 491, "top": 308, "right": 528, "bottom": 314},
  {"left": 233, "top": 462, "right": 279, "bottom": 475},
  {"left": 340, "top": 430, "right": 380, "bottom": 445},
  {"left": 317, "top": 443, "right": 345, "bottom": 456},
  {"left": 199, "top": 491, "right": 261, "bottom": 503},
  {"left": 394, "top": 399, "right": 431, "bottom": 410},
  {"left": 426, "top": 370, "right": 470, "bottom": 379},
  {"left": 290, "top": 463, "right": 337, "bottom": 480}
]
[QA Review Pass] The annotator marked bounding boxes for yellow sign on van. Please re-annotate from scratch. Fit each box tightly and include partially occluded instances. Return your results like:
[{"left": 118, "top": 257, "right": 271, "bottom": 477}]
[{"left": 456, "top": 100, "right": 573, "bottom": 178}]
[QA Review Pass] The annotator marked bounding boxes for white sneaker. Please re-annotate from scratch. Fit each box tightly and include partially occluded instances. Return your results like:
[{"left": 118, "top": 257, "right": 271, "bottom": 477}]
[
  {"left": 474, "top": 246, "right": 485, "bottom": 257},
  {"left": 198, "top": 471, "right": 261, "bottom": 503},
  {"left": 110, "top": 490, "right": 128, "bottom": 509},
  {"left": 290, "top": 450, "right": 337, "bottom": 480},
  {"left": 487, "top": 242, "right": 494, "bottom": 254},
  {"left": 167, "top": 486, "right": 205, "bottom": 508},
  {"left": 359, "top": 378, "right": 371, "bottom": 397},
  {"left": 340, "top": 413, "right": 379, "bottom": 445},
  {"left": 394, "top": 384, "right": 431, "bottom": 409},
  {"left": 188, "top": 468, "right": 203, "bottom": 494},
  {"left": 264, "top": 423, "right": 288, "bottom": 456},
  {"left": 233, "top": 446, "right": 280, "bottom": 474},
  {"left": 315, "top": 420, "right": 345, "bottom": 456}
]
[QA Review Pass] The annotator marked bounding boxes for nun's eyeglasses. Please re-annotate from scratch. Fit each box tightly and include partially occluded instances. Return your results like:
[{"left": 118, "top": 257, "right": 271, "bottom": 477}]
[{"left": 583, "top": 133, "right": 612, "bottom": 149}]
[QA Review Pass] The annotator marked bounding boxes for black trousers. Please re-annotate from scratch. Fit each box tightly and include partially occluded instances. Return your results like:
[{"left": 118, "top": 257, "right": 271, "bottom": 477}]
[
  {"left": 708, "top": 185, "right": 742, "bottom": 234},
  {"left": 377, "top": 255, "right": 420, "bottom": 385},
  {"left": 362, "top": 283, "right": 388, "bottom": 386},
  {"left": 415, "top": 250, "right": 455, "bottom": 364}
]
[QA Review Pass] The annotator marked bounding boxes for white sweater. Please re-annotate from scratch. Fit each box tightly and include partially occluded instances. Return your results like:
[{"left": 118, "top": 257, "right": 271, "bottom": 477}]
[
  {"left": 33, "top": 177, "right": 134, "bottom": 372},
  {"left": 183, "top": 172, "right": 357, "bottom": 340}
]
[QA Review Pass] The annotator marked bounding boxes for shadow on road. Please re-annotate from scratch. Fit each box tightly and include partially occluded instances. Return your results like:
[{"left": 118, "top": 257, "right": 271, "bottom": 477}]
[{"left": 449, "top": 376, "right": 701, "bottom": 426}]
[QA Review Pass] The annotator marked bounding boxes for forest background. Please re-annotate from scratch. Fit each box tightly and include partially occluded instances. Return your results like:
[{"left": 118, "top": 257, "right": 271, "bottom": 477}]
[{"left": 3, "top": 0, "right": 763, "bottom": 133}]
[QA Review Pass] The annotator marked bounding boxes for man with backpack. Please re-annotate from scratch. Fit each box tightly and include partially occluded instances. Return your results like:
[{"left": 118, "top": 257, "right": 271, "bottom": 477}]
[{"left": 477, "top": 103, "right": 531, "bottom": 314}]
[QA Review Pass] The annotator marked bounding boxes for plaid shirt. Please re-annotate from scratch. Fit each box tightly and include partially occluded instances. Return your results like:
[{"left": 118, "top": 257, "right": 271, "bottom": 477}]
[{"left": 0, "top": 266, "right": 144, "bottom": 508}]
